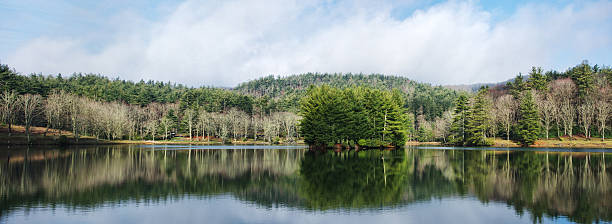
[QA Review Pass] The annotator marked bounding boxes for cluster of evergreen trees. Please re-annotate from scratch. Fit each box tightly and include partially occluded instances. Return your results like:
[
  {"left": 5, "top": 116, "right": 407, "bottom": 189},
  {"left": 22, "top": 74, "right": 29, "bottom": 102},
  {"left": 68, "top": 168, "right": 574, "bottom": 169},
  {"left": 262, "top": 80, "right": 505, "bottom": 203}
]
[{"left": 299, "top": 85, "right": 408, "bottom": 148}]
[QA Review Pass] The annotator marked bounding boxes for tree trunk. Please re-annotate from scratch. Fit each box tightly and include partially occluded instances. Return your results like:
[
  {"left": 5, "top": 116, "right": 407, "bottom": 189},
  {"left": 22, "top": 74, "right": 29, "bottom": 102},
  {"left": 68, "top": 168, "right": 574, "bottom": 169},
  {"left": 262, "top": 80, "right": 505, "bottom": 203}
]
[
  {"left": 506, "top": 123, "right": 510, "bottom": 141},
  {"left": 25, "top": 124, "right": 30, "bottom": 144}
]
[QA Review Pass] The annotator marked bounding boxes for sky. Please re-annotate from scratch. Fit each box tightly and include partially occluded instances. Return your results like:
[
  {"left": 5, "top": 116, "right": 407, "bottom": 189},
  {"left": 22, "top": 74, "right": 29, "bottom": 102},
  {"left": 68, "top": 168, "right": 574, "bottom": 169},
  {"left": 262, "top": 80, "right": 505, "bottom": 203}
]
[{"left": 0, "top": 0, "right": 611, "bottom": 87}]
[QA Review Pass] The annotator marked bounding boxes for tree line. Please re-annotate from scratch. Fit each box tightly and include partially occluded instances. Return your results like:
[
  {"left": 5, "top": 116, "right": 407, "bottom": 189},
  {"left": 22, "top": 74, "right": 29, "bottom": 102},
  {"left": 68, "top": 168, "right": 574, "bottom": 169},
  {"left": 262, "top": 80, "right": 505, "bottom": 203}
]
[
  {"left": 299, "top": 85, "right": 409, "bottom": 148},
  {"left": 2, "top": 60, "right": 609, "bottom": 146},
  {"left": 438, "top": 61, "right": 612, "bottom": 146},
  {"left": 0, "top": 89, "right": 300, "bottom": 144}
]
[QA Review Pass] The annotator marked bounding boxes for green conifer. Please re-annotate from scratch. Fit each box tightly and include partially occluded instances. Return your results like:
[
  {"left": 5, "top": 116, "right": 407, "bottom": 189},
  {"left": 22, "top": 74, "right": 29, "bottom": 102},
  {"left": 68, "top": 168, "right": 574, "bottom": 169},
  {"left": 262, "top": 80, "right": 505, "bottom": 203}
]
[{"left": 517, "top": 91, "right": 541, "bottom": 146}]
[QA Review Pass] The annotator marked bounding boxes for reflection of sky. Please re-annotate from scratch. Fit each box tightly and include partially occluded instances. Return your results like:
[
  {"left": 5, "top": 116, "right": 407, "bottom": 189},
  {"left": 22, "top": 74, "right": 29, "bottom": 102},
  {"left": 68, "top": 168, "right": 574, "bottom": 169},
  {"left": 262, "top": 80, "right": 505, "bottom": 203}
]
[{"left": 4, "top": 196, "right": 571, "bottom": 224}]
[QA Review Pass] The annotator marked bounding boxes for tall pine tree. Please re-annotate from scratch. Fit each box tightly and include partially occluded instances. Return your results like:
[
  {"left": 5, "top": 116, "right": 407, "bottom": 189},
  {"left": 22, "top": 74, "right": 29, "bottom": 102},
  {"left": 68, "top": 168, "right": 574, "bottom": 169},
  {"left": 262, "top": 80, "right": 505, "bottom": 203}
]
[
  {"left": 517, "top": 91, "right": 541, "bottom": 146},
  {"left": 465, "top": 88, "right": 491, "bottom": 146},
  {"left": 449, "top": 95, "right": 469, "bottom": 146},
  {"left": 528, "top": 67, "right": 548, "bottom": 91}
]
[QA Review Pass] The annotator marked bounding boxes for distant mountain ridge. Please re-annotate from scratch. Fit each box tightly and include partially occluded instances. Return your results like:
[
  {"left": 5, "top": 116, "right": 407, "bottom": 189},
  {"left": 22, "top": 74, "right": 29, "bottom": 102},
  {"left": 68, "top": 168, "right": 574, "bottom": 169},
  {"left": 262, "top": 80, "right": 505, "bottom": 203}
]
[{"left": 443, "top": 76, "right": 528, "bottom": 92}]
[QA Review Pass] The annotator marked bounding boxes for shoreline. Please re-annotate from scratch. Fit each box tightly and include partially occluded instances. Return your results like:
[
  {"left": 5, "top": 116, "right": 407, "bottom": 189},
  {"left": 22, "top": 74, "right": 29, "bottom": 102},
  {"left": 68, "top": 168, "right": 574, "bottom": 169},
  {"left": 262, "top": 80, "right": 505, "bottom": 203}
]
[
  {"left": 2, "top": 125, "right": 611, "bottom": 149},
  {"left": 407, "top": 138, "right": 612, "bottom": 149}
]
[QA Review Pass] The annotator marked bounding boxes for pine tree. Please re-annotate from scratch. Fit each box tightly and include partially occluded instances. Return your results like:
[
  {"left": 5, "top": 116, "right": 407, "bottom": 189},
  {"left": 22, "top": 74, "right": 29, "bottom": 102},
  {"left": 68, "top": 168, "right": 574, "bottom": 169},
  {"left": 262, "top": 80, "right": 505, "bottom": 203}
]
[
  {"left": 570, "top": 61, "right": 594, "bottom": 101},
  {"left": 387, "top": 89, "right": 407, "bottom": 146},
  {"left": 517, "top": 91, "right": 541, "bottom": 146},
  {"left": 528, "top": 67, "right": 548, "bottom": 91},
  {"left": 507, "top": 74, "right": 527, "bottom": 99},
  {"left": 465, "top": 88, "right": 491, "bottom": 146},
  {"left": 449, "top": 95, "right": 469, "bottom": 146}
]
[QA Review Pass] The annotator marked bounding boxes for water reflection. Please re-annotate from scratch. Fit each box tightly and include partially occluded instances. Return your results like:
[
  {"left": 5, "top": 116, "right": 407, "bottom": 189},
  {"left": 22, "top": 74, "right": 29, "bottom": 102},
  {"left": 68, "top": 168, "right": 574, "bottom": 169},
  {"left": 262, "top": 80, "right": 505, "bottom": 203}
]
[{"left": 0, "top": 146, "right": 610, "bottom": 223}]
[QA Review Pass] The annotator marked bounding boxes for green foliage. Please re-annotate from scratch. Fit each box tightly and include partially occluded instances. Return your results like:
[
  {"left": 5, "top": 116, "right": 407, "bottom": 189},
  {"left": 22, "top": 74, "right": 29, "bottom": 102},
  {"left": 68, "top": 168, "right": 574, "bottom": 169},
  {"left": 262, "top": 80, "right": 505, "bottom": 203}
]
[
  {"left": 236, "top": 73, "right": 458, "bottom": 120},
  {"left": 449, "top": 95, "right": 469, "bottom": 145},
  {"left": 448, "top": 88, "right": 492, "bottom": 147},
  {"left": 403, "top": 113, "right": 416, "bottom": 141},
  {"left": 299, "top": 85, "right": 407, "bottom": 148},
  {"left": 465, "top": 88, "right": 491, "bottom": 146},
  {"left": 416, "top": 124, "right": 433, "bottom": 142},
  {"left": 0, "top": 68, "right": 257, "bottom": 112},
  {"left": 568, "top": 61, "right": 595, "bottom": 100},
  {"left": 517, "top": 91, "right": 541, "bottom": 146},
  {"left": 528, "top": 67, "right": 548, "bottom": 91},
  {"left": 507, "top": 74, "right": 528, "bottom": 99}
]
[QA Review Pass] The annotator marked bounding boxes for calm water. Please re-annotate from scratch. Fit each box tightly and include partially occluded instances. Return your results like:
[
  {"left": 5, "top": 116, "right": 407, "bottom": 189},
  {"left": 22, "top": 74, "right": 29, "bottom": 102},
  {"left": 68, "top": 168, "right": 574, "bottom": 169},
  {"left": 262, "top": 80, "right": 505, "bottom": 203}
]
[{"left": 1, "top": 145, "right": 611, "bottom": 224}]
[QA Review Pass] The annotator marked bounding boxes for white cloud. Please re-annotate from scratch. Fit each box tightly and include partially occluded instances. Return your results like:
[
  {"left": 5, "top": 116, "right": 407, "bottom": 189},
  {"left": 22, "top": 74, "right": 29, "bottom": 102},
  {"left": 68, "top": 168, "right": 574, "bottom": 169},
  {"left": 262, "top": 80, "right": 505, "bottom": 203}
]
[{"left": 4, "top": 0, "right": 612, "bottom": 86}]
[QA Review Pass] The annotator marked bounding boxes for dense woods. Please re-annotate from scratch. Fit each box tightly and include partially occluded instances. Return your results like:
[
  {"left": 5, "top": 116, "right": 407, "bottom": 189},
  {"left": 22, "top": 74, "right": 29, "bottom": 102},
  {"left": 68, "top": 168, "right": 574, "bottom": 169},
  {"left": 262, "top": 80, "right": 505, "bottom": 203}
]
[
  {"left": 299, "top": 85, "right": 408, "bottom": 148},
  {"left": 0, "top": 64, "right": 301, "bottom": 143},
  {"left": 444, "top": 61, "right": 612, "bottom": 146},
  {"left": 0, "top": 64, "right": 457, "bottom": 145}
]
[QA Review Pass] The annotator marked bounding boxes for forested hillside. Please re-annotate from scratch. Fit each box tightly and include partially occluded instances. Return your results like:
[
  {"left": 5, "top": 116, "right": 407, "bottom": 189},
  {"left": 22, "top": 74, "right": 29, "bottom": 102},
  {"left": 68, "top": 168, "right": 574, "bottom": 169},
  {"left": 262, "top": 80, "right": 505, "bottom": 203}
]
[{"left": 235, "top": 73, "right": 459, "bottom": 119}]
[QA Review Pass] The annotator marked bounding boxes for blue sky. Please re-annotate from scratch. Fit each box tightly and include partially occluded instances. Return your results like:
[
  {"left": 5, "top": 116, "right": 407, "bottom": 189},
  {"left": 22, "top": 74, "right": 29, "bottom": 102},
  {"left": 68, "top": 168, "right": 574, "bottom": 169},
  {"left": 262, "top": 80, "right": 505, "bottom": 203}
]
[{"left": 1, "top": 0, "right": 610, "bottom": 86}]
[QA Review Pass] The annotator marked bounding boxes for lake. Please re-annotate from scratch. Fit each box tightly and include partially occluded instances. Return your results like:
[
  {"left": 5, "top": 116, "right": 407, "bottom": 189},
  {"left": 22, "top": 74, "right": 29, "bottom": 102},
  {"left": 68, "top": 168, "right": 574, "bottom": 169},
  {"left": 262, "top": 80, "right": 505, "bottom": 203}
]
[{"left": 1, "top": 145, "right": 610, "bottom": 224}]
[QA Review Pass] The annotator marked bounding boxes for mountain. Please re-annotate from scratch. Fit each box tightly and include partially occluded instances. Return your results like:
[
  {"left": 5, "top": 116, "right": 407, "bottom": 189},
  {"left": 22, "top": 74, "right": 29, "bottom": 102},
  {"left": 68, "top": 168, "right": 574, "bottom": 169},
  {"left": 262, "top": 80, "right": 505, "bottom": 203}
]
[{"left": 443, "top": 75, "right": 529, "bottom": 92}]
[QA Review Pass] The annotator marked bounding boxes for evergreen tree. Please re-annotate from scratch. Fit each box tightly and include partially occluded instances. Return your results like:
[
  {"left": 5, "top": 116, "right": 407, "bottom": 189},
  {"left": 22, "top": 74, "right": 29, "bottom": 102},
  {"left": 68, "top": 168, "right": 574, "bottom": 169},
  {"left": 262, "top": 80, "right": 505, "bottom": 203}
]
[
  {"left": 507, "top": 74, "right": 527, "bottom": 99},
  {"left": 403, "top": 113, "right": 416, "bottom": 141},
  {"left": 449, "top": 95, "right": 469, "bottom": 146},
  {"left": 465, "top": 88, "right": 491, "bottom": 146},
  {"left": 528, "top": 67, "right": 548, "bottom": 91},
  {"left": 387, "top": 89, "right": 407, "bottom": 146},
  {"left": 517, "top": 91, "right": 540, "bottom": 146},
  {"left": 570, "top": 61, "right": 594, "bottom": 100}
]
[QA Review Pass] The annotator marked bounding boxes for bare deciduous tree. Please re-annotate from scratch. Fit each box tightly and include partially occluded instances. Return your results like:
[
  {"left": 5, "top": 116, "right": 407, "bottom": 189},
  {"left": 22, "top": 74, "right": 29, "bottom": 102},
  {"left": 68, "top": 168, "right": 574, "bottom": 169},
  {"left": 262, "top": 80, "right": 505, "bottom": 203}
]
[
  {"left": 433, "top": 111, "right": 452, "bottom": 143},
  {"left": 550, "top": 79, "right": 577, "bottom": 138},
  {"left": 160, "top": 117, "right": 172, "bottom": 140},
  {"left": 494, "top": 94, "right": 515, "bottom": 140},
  {"left": 67, "top": 94, "right": 84, "bottom": 142},
  {"left": 19, "top": 94, "right": 42, "bottom": 143},
  {"left": 537, "top": 94, "right": 556, "bottom": 140},
  {"left": 577, "top": 101, "right": 595, "bottom": 139},
  {"left": 1, "top": 91, "right": 18, "bottom": 136},
  {"left": 595, "top": 87, "right": 611, "bottom": 140},
  {"left": 184, "top": 108, "right": 196, "bottom": 141},
  {"left": 44, "top": 90, "right": 67, "bottom": 136},
  {"left": 197, "top": 109, "right": 213, "bottom": 142}
]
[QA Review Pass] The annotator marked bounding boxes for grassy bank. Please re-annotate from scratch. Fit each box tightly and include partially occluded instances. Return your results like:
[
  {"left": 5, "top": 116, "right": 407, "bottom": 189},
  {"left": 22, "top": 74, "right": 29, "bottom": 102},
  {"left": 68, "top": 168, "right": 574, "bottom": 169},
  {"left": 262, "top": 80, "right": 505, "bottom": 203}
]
[
  {"left": 3, "top": 125, "right": 610, "bottom": 149},
  {"left": 407, "top": 137, "right": 612, "bottom": 149},
  {"left": 0, "top": 125, "right": 114, "bottom": 145},
  {"left": 0, "top": 125, "right": 302, "bottom": 146}
]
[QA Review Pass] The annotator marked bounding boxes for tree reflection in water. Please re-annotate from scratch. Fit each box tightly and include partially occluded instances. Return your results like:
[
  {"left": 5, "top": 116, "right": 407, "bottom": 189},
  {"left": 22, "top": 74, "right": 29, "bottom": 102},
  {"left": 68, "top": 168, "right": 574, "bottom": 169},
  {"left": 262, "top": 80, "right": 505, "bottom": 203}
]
[{"left": 0, "top": 146, "right": 610, "bottom": 223}]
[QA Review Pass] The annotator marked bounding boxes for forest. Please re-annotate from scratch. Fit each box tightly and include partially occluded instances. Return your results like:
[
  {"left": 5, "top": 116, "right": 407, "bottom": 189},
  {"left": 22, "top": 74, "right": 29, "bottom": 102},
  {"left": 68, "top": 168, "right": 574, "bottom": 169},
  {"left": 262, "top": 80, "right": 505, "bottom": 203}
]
[
  {"left": 0, "top": 64, "right": 456, "bottom": 144},
  {"left": 1, "top": 60, "right": 611, "bottom": 147},
  {"left": 443, "top": 61, "right": 612, "bottom": 146}
]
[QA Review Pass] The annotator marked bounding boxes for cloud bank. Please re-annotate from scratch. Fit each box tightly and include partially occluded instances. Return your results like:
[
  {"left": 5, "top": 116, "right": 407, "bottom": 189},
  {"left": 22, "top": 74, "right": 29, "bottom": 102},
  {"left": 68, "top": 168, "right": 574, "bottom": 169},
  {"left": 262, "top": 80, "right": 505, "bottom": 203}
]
[{"left": 4, "top": 0, "right": 612, "bottom": 87}]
